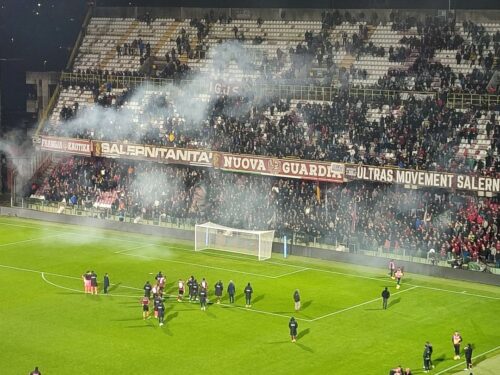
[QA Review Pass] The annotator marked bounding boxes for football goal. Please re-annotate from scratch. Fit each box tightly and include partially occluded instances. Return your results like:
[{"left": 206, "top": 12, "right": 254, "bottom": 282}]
[{"left": 195, "top": 222, "right": 275, "bottom": 261}]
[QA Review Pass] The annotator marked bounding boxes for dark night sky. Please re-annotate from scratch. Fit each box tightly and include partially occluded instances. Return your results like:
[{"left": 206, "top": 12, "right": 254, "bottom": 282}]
[{"left": 0, "top": 0, "right": 86, "bottom": 71}]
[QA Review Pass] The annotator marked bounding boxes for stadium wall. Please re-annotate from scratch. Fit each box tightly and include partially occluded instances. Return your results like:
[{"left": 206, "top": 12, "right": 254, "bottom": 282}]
[
  {"left": 2, "top": 206, "right": 499, "bottom": 286},
  {"left": 93, "top": 6, "right": 500, "bottom": 24}
]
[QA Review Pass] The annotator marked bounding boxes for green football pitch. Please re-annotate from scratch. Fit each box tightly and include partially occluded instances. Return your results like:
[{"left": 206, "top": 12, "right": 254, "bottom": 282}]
[{"left": 0, "top": 216, "right": 499, "bottom": 375}]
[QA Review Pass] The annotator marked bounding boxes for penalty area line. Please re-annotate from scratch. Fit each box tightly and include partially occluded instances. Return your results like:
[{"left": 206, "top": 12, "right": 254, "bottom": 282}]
[
  {"left": 272, "top": 268, "right": 309, "bottom": 278},
  {"left": 116, "top": 252, "right": 279, "bottom": 279},
  {"left": 114, "top": 244, "right": 156, "bottom": 254},
  {"left": 433, "top": 344, "right": 500, "bottom": 375},
  {"left": 311, "top": 286, "right": 419, "bottom": 322},
  {"left": 217, "top": 301, "right": 312, "bottom": 322}
]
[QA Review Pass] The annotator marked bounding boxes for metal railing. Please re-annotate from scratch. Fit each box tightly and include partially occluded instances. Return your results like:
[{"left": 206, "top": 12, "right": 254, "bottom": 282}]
[
  {"left": 59, "top": 72, "right": 500, "bottom": 108},
  {"left": 447, "top": 92, "right": 500, "bottom": 108}
]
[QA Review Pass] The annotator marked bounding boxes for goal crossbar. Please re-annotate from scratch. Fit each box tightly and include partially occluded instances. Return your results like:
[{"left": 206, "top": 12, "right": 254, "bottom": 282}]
[{"left": 195, "top": 222, "right": 275, "bottom": 261}]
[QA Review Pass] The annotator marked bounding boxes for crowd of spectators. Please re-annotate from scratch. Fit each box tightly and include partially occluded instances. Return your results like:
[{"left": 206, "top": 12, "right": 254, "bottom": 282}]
[
  {"left": 29, "top": 156, "right": 500, "bottom": 269},
  {"left": 371, "top": 17, "right": 500, "bottom": 94},
  {"left": 48, "top": 82, "right": 500, "bottom": 175}
]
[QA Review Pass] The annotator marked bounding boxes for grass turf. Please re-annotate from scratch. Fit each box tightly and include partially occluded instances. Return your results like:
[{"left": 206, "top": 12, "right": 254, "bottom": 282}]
[{"left": 0, "top": 216, "right": 499, "bottom": 374}]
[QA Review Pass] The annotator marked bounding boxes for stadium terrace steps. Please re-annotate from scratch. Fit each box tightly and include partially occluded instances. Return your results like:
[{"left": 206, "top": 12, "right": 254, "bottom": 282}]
[
  {"left": 340, "top": 54, "right": 356, "bottom": 69},
  {"left": 99, "top": 20, "right": 140, "bottom": 71},
  {"left": 152, "top": 20, "right": 181, "bottom": 57}
]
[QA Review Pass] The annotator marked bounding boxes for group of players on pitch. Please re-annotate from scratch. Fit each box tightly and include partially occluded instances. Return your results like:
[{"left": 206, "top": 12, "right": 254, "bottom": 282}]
[
  {"left": 139, "top": 272, "right": 256, "bottom": 326},
  {"left": 139, "top": 271, "right": 301, "bottom": 342}
]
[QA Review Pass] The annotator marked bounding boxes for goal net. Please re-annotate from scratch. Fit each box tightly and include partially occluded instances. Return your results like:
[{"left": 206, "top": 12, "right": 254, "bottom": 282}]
[{"left": 195, "top": 222, "right": 275, "bottom": 261}]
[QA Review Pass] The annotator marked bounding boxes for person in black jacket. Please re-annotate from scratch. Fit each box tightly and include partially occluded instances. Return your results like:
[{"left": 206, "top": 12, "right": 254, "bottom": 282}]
[
  {"left": 423, "top": 342, "right": 432, "bottom": 372},
  {"left": 214, "top": 280, "right": 223, "bottom": 304},
  {"left": 103, "top": 273, "right": 110, "bottom": 294},
  {"left": 289, "top": 317, "right": 298, "bottom": 342},
  {"left": 157, "top": 300, "right": 165, "bottom": 326},
  {"left": 244, "top": 282, "right": 253, "bottom": 307},
  {"left": 227, "top": 280, "right": 235, "bottom": 303},
  {"left": 381, "top": 287, "right": 390, "bottom": 309},
  {"left": 464, "top": 343, "right": 473, "bottom": 370},
  {"left": 199, "top": 288, "right": 207, "bottom": 311}
]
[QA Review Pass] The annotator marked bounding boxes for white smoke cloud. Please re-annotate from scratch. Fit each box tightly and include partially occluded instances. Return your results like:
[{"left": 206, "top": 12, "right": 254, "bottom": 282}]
[{"left": 52, "top": 41, "right": 278, "bottom": 142}]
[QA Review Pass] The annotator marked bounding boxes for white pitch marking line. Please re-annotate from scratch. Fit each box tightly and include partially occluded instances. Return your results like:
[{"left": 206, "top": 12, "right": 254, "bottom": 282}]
[
  {"left": 2, "top": 220, "right": 500, "bottom": 301},
  {"left": 217, "top": 301, "right": 312, "bottom": 322},
  {"left": 272, "top": 268, "right": 309, "bottom": 279},
  {"left": 41, "top": 272, "right": 139, "bottom": 299},
  {"left": 311, "top": 286, "right": 419, "bottom": 322},
  {"left": 433, "top": 345, "right": 500, "bottom": 375},
  {"left": 114, "top": 244, "right": 156, "bottom": 254},
  {"left": 0, "top": 264, "right": 140, "bottom": 293},
  {"left": 404, "top": 283, "right": 500, "bottom": 301},
  {"left": 0, "top": 233, "right": 66, "bottom": 247},
  {"left": 117, "top": 252, "right": 278, "bottom": 279}
]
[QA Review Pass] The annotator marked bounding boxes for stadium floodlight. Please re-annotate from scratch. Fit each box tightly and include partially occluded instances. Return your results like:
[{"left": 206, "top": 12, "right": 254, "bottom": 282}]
[{"left": 195, "top": 222, "right": 275, "bottom": 261}]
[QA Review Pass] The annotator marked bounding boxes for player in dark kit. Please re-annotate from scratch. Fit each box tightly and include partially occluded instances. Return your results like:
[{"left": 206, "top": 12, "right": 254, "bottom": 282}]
[
  {"left": 423, "top": 342, "right": 432, "bottom": 372},
  {"left": 141, "top": 296, "right": 150, "bottom": 319},
  {"left": 157, "top": 300, "right": 165, "bottom": 326},
  {"left": 214, "top": 280, "right": 223, "bottom": 304},
  {"left": 192, "top": 279, "right": 199, "bottom": 301},
  {"left": 153, "top": 295, "right": 162, "bottom": 319},
  {"left": 244, "top": 282, "right": 253, "bottom": 307},
  {"left": 187, "top": 276, "right": 194, "bottom": 301},
  {"left": 30, "top": 366, "right": 42, "bottom": 375},
  {"left": 90, "top": 271, "right": 98, "bottom": 295},
  {"left": 103, "top": 273, "right": 110, "bottom": 294},
  {"left": 289, "top": 317, "right": 298, "bottom": 342},
  {"left": 199, "top": 288, "right": 207, "bottom": 311},
  {"left": 143, "top": 281, "right": 152, "bottom": 298},
  {"left": 464, "top": 343, "right": 473, "bottom": 370},
  {"left": 381, "top": 287, "right": 390, "bottom": 309},
  {"left": 227, "top": 280, "right": 235, "bottom": 303}
]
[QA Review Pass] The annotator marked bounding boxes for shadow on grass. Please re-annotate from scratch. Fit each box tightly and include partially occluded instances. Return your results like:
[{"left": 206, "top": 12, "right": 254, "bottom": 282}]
[
  {"left": 390, "top": 297, "right": 401, "bottom": 307},
  {"left": 301, "top": 300, "right": 312, "bottom": 310},
  {"left": 108, "top": 283, "right": 121, "bottom": 293},
  {"left": 432, "top": 354, "right": 446, "bottom": 366},
  {"left": 125, "top": 325, "right": 156, "bottom": 329},
  {"left": 267, "top": 340, "right": 290, "bottom": 345},
  {"left": 165, "top": 312, "right": 178, "bottom": 324},
  {"left": 253, "top": 294, "right": 265, "bottom": 304},
  {"left": 235, "top": 293, "right": 244, "bottom": 303},
  {"left": 295, "top": 342, "right": 314, "bottom": 353},
  {"left": 297, "top": 328, "right": 310, "bottom": 340}
]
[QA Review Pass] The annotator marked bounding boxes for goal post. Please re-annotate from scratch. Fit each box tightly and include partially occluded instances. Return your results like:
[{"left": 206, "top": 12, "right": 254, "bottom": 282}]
[{"left": 195, "top": 222, "right": 275, "bottom": 261}]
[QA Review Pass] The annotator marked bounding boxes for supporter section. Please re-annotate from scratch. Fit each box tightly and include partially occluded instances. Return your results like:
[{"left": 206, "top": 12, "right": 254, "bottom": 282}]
[{"left": 28, "top": 156, "right": 499, "bottom": 269}]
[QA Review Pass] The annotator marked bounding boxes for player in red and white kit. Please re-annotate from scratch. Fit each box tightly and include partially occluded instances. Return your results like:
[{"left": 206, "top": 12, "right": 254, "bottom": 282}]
[
  {"left": 141, "top": 296, "right": 150, "bottom": 319},
  {"left": 395, "top": 268, "right": 404, "bottom": 289},
  {"left": 82, "top": 271, "right": 91, "bottom": 293},
  {"left": 158, "top": 275, "right": 166, "bottom": 293},
  {"left": 177, "top": 279, "right": 185, "bottom": 302}
]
